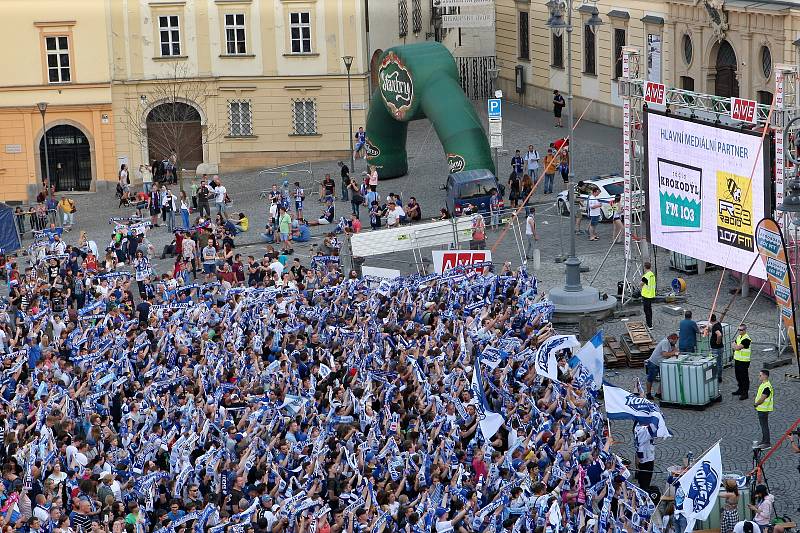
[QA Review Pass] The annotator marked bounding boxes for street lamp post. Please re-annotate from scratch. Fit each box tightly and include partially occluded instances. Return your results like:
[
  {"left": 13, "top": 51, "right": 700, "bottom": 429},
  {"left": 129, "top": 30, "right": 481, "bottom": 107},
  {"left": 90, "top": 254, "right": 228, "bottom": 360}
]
[
  {"left": 342, "top": 55, "right": 355, "bottom": 175},
  {"left": 37, "top": 102, "right": 51, "bottom": 188},
  {"left": 544, "top": 1, "right": 616, "bottom": 317}
]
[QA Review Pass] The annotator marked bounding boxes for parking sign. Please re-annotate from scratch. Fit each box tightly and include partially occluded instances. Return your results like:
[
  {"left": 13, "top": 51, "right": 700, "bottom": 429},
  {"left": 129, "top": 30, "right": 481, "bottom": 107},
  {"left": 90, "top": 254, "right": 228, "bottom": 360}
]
[{"left": 488, "top": 98, "right": 502, "bottom": 119}]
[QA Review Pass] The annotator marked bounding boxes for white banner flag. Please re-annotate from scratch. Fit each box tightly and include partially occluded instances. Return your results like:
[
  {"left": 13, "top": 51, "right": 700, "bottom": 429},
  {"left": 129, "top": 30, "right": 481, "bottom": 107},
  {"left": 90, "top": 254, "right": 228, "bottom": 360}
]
[{"left": 675, "top": 442, "right": 723, "bottom": 532}]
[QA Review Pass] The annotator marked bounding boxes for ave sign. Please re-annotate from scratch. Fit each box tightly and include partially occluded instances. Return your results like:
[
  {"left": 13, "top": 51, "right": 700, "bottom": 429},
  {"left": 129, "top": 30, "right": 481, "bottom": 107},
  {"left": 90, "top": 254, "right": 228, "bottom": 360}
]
[
  {"left": 644, "top": 82, "right": 666, "bottom": 106},
  {"left": 730, "top": 97, "right": 757, "bottom": 124}
]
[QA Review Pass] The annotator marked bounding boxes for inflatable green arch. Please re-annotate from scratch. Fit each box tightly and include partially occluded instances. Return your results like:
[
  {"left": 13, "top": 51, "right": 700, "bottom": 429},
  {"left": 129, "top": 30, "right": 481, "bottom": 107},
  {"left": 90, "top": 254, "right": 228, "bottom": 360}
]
[{"left": 364, "top": 42, "right": 495, "bottom": 178}]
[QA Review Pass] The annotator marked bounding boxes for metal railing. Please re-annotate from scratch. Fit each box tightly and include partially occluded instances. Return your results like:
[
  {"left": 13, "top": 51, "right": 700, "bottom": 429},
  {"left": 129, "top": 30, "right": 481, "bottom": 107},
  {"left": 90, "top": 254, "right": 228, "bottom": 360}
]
[{"left": 13, "top": 207, "right": 59, "bottom": 239}]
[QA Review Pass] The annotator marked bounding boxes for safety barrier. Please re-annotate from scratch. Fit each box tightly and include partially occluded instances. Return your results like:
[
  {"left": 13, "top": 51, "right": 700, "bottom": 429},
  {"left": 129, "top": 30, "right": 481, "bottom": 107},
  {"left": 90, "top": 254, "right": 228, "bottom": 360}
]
[{"left": 13, "top": 207, "right": 58, "bottom": 239}]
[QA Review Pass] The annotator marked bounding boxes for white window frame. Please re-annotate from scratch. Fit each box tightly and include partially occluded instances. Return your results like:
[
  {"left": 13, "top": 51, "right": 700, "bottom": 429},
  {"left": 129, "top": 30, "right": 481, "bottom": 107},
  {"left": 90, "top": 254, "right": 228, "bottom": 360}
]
[
  {"left": 224, "top": 13, "right": 247, "bottom": 55},
  {"left": 159, "top": 15, "right": 181, "bottom": 56},
  {"left": 292, "top": 99, "right": 317, "bottom": 135},
  {"left": 289, "top": 12, "right": 312, "bottom": 54},
  {"left": 228, "top": 100, "right": 253, "bottom": 137},
  {"left": 45, "top": 36, "right": 71, "bottom": 84}
]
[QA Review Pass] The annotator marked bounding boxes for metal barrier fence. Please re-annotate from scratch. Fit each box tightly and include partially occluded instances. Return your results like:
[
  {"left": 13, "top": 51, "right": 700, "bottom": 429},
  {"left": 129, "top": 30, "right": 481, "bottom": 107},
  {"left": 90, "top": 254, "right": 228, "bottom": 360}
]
[{"left": 13, "top": 207, "right": 58, "bottom": 239}]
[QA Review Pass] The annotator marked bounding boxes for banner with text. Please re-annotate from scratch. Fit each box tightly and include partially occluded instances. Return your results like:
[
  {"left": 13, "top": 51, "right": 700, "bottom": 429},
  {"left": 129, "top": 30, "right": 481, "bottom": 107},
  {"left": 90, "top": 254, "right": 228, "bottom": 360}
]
[
  {"left": 755, "top": 218, "right": 798, "bottom": 358},
  {"left": 646, "top": 110, "right": 768, "bottom": 278}
]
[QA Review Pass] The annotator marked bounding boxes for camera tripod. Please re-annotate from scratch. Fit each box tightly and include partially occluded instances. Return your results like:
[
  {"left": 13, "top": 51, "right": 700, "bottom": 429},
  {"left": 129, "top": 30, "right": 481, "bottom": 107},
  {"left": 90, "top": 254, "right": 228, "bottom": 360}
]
[{"left": 750, "top": 444, "right": 770, "bottom": 497}]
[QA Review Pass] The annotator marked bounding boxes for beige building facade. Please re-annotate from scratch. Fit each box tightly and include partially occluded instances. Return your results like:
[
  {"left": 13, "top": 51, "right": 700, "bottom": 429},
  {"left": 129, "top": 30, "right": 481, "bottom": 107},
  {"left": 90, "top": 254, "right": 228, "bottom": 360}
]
[
  {"left": 110, "top": 0, "right": 370, "bottom": 175},
  {"left": 0, "top": 0, "right": 116, "bottom": 202},
  {"left": 495, "top": 0, "right": 800, "bottom": 127}
]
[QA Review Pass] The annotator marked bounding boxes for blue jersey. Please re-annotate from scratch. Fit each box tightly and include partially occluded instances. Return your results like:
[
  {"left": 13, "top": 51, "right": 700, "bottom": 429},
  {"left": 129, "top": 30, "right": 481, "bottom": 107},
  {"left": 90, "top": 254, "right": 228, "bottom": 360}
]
[{"left": 355, "top": 130, "right": 366, "bottom": 143}]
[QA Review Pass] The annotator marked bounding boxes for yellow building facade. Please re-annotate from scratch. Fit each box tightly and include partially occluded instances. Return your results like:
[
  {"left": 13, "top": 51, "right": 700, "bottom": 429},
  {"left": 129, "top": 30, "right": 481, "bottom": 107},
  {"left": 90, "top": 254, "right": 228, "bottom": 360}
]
[
  {"left": 496, "top": 0, "right": 800, "bottom": 127},
  {"left": 0, "top": 0, "right": 116, "bottom": 202},
  {"left": 110, "top": 0, "right": 370, "bottom": 176}
]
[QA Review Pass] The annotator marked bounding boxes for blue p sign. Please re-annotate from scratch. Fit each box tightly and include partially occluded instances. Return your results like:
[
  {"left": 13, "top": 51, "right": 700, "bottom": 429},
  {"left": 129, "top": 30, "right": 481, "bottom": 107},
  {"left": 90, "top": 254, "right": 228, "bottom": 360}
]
[{"left": 488, "top": 98, "right": 502, "bottom": 119}]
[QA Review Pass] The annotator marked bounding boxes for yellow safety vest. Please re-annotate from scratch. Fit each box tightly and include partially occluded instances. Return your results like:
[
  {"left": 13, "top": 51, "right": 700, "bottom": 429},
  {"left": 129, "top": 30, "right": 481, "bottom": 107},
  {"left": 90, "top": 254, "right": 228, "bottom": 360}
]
[
  {"left": 733, "top": 333, "right": 751, "bottom": 362},
  {"left": 755, "top": 380, "right": 774, "bottom": 412},
  {"left": 642, "top": 271, "right": 656, "bottom": 299}
]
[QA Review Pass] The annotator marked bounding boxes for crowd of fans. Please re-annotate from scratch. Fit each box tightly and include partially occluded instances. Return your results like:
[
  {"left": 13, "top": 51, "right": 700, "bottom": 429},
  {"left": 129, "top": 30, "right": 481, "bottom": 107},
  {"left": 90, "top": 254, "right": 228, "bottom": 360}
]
[{"left": 0, "top": 201, "right": 674, "bottom": 533}]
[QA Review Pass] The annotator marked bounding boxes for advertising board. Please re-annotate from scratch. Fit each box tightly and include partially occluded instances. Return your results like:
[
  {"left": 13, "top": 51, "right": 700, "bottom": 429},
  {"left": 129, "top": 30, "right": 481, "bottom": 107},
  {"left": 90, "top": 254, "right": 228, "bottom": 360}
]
[{"left": 646, "top": 110, "right": 769, "bottom": 278}]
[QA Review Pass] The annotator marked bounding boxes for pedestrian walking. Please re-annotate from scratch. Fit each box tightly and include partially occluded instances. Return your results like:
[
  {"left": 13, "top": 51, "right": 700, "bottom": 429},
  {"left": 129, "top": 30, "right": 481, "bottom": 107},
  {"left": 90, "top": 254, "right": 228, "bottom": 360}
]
[
  {"left": 543, "top": 147, "right": 558, "bottom": 194},
  {"left": 162, "top": 188, "right": 177, "bottom": 233},
  {"left": 57, "top": 195, "right": 75, "bottom": 230},
  {"left": 511, "top": 149, "right": 524, "bottom": 180},
  {"left": 678, "top": 310, "right": 700, "bottom": 353},
  {"left": 521, "top": 174, "right": 533, "bottom": 205},
  {"left": 489, "top": 188, "right": 500, "bottom": 229},
  {"left": 641, "top": 261, "right": 656, "bottom": 329},
  {"left": 634, "top": 421, "right": 656, "bottom": 490},
  {"left": 524, "top": 144, "right": 540, "bottom": 179},
  {"left": 197, "top": 178, "right": 211, "bottom": 218},
  {"left": 611, "top": 194, "right": 624, "bottom": 243},
  {"left": 732, "top": 324, "right": 752, "bottom": 400},
  {"left": 587, "top": 187, "right": 602, "bottom": 241},
  {"left": 339, "top": 160, "right": 350, "bottom": 201},
  {"left": 708, "top": 313, "right": 725, "bottom": 383},
  {"left": 348, "top": 178, "right": 363, "bottom": 218},
  {"left": 754, "top": 369, "right": 773, "bottom": 447},
  {"left": 508, "top": 172, "right": 521, "bottom": 209},
  {"left": 139, "top": 164, "right": 153, "bottom": 194},
  {"left": 213, "top": 179, "right": 227, "bottom": 218},
  {"left": 368, "top": 165, "right": 379, "bottom": 192},
  {"left": 525, "top": 207, "right": 538, "bottom": 259},
  {"left": 293, "top": 181, "right": 305, "bottom": 219},
  {"left": 553, "top": 89, "right": 565, "bottom": 127},
  {"left": 645, "top": 332, "right": 679, "bottom": 399},
  {"left": 179, "top": 190, "right": 191, "bottom": 229}
]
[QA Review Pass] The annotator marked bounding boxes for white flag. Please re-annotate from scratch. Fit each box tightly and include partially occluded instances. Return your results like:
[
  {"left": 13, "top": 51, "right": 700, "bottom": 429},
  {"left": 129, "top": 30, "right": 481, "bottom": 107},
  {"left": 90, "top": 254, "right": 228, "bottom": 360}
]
[
  {"left": 471, "top": 356, "right": 505, "bottom": 440},
  {"left": 602, "top": 383, "right": 670, "bottom": 438},
  {"left": 675, "top": 442, "right": 723, "bottom": 532},
  {"left": 575, "top": 331, "right": 604, "bottom": 390},
  {"left": 534, "top": 335, "right": 580, "bottom": 381}
]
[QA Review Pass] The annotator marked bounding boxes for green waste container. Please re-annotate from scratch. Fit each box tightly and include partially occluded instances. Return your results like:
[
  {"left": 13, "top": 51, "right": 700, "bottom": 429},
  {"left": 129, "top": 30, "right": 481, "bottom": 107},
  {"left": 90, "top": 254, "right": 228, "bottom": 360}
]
[
  {"left": 693, "top": 474, "right": 751, "bottom": 530},
  {"left": 660, "top": 354, "right": 719, "bottom": 406}
]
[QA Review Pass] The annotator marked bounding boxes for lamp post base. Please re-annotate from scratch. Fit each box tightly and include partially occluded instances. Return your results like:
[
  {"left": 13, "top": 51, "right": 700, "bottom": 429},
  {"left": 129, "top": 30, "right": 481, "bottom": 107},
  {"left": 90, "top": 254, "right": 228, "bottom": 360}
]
[{"left": 548, "top": 285, "right": 618, "bottom": 323}]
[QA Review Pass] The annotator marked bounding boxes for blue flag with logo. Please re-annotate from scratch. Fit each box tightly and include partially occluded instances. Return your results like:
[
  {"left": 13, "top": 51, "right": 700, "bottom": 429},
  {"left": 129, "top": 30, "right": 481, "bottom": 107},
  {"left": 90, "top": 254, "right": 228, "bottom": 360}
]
[
  {"left": 602, "top": 383, "right": 670, "bottom": 438},
  {"left": 675, "top": 441, "right": 722, "bottom": 532}
]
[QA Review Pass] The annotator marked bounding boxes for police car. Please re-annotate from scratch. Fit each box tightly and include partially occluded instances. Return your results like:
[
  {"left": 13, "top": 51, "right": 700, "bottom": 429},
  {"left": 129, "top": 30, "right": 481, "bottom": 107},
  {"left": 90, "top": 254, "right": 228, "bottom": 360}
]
[{"left": 555, "top": 174, "right": 644, "bottom": 221}]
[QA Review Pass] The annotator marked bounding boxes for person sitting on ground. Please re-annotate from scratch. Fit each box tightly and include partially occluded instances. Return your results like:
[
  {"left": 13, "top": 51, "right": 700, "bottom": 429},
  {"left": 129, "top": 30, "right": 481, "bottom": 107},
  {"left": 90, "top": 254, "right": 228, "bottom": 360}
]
[
  {"left": 308, "top": 198, "right": 335, "bottom": 226},
  {"left": 406, "top": 197, "right": 421, "bottom": 222},
  {"left": 261, "top": 224, "right": 275, "bottom": 244},
  {"left": 386, "top": 201, "right": 406, "bottom": 228},
  {"left": 292, "top": 219, "right": 311, "bottom": 243},
  {"left": 224, "top": 212, "right": 249, "bottom": 235},
  {"left": 436, "top": 207, "right": 451, "bottom": 221}
]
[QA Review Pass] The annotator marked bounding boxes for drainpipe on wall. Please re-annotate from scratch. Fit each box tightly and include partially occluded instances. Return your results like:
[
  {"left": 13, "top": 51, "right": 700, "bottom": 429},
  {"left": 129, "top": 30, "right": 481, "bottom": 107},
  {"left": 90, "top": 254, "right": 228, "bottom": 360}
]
[{"left": 365, "top": 0, "right": 372, "bottom": 95}]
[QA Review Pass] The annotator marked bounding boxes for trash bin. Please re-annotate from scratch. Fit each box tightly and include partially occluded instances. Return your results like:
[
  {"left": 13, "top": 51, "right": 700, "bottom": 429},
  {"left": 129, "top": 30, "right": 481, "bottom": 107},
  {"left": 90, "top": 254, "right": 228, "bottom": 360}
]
[
  {"left": 697, "top": 320, "right": 733, "bottom": 367},
  {"left": 660, "top": 354, "right": 719, "bottom": 406}
]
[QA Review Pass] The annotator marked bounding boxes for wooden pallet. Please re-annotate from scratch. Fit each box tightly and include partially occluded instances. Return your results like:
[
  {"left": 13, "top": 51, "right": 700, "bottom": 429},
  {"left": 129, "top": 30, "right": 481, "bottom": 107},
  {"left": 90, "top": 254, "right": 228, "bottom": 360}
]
[
  {"left": 603, "top": 335, "right": 627, "bottom": 368},
  {"left": 621, "top": 333, "right": 654, "bottom": 368},
  {"left": 625, "top": 321, "right": 653, "bottom": 346}
]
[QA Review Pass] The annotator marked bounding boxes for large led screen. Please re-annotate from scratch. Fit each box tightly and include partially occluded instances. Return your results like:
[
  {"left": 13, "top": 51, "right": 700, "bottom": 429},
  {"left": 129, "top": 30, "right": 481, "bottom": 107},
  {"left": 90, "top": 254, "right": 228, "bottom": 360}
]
[{"left": 646, "top": 111, "right": 769, "bottom": 279}]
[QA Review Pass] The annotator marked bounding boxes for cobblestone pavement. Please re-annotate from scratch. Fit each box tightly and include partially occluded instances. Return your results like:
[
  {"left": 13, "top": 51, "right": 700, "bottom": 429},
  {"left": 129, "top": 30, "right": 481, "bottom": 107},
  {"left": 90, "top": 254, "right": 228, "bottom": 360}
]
[{"left": 10, "top": 100, "right": 800, "bottom": 508}]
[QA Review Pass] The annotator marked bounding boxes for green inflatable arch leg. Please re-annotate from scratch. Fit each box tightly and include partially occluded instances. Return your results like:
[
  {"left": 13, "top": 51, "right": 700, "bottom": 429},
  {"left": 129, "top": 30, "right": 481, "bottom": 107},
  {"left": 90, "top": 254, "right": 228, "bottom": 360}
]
[{"left": 364, "top": 42, "right": 495, "bottom": 179}]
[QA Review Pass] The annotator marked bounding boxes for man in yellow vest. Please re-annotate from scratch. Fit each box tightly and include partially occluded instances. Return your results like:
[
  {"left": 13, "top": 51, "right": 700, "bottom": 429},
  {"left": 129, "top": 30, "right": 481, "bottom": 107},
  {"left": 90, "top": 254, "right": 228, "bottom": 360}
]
[
  {"left": 732, "top": 323, "right": 752, "bottom": 400},
  {"left": 641, "top": 262, "right": 656, "bottom": 329},
  {"left": 754, "top": 369, "right": 774, "bottom": 447}
]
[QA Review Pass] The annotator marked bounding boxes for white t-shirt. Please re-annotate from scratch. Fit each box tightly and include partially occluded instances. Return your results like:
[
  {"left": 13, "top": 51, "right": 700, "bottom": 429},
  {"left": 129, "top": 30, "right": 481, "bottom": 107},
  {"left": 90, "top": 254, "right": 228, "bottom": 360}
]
[
  {"left": 269, "top": 261, "right": 284, "bottom": 276},
  {"left": 526, "top": 215, "right": 536, "bottom": 236},
  {"left": 436, "top": 519, "right": 455, "bottom": 533},
  {"left": 524, "top": 150, "right": 540, "bottom": 170},
  {"left": 387, "top": 206, "right": 405, "bottom": 226},
  {"left": 588, "top": 196, "right": 602, "bottom": 217},
  {"left": 214, "top": 185, "right": 227, "bottom": 203}
]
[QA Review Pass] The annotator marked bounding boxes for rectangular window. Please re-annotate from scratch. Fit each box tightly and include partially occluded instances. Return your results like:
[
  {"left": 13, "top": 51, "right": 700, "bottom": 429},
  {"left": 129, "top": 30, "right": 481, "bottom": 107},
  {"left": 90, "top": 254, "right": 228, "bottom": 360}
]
[
  {"left": 680, "top": 76, "right": 695, "bottom": 91},
  {"left": 292, "top": 99, "right": 317, "bottom": 135},
  {"left": 289, "top": 12, "right": 312, "bottom": 53},
  {"left": 518, "top": 11, "right": 529, "bottom": 59},
  {"left": 412, "top": 0, "right": 422, "bottom": 34},
  {"left": 228, "top": 100, "right": 253, "bottom": 136},
  {"left": 45, "top": 36, "right": 70, "bottom": 83},
  {"left": 584, "top": 24, "right": 596, "bottom": 75},
  {"left": 225, "top": 13, "right": 246, "bottom": 55},
  {"left": 613, "top": 28, "right": 626, "bottom": 79},
  {"left": 399, "top": 0, "right": 408, "bottom": 38},
  {"left": 551, "top": 31, "right": 563, "bottom": 68},
  {"left": 757, "top": 90, "right": 773, "bottom": 105},
  {"left": 159, "top": 15, "right": 181, "bottom": 56}
]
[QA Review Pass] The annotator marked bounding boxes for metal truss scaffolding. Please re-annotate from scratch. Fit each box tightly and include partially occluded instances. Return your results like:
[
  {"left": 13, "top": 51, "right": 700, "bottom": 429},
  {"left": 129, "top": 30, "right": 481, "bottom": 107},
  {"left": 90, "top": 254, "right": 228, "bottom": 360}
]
[{"left": 617, "top": 47, "right": 800, "bottom": 316}]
